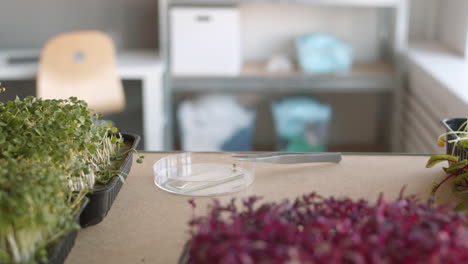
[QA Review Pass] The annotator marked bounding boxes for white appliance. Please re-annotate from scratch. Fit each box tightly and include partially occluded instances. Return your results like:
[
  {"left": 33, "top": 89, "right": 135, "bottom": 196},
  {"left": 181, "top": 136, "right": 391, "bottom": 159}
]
[{"left": 170, "top": 7, "right": 242, "bottom": 76}]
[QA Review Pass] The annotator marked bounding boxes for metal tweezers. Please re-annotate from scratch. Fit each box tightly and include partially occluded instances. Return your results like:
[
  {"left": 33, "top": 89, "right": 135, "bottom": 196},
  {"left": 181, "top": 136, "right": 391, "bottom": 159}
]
[{"left": 232, "top": 152, "right": 342, "bottom": 164}]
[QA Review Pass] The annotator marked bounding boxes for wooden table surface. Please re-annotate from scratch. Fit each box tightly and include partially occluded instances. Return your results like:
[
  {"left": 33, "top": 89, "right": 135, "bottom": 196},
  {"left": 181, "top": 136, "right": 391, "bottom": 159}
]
[{"left": 66, "top": 153, "right": 453, "bottom": 264}]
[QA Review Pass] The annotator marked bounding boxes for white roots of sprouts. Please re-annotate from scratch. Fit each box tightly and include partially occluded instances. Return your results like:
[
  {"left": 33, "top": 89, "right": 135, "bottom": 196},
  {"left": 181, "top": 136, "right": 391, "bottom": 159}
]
[{"left": 67, "top": 136, "right": 118, "bottom": 192}]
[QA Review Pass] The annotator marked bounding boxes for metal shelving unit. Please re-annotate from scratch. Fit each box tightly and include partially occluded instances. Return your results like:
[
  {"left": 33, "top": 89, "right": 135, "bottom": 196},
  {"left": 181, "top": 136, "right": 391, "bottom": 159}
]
[
  {"left": 173, "top": 62, "right": 394, "bottom": 92},
  {"left": 159, "top": 0, "right": 409, "bottom": 151},
  {"left": 169, "top": 0, "right": 404, "bottom": 8}
]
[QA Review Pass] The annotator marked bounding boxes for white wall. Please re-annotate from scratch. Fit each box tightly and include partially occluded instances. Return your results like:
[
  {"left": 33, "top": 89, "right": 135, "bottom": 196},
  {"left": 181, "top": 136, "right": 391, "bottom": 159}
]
[
  {"left": 0, "top": 0, "right": 439, "bottom": 52},
  {"left": 240, "top": 3, "right": 379, "bottom": 63},
  {"left": 436, "top": 0, "right": 468, "bottom": 55},
  {"left": 0, "top": 0, "right": 158, "bottom": 50},
  {"left": 409, "top": 0, "right": 468, "bottom": 55},
  {"left": 239, "top": 0, "right": 443, "bottom": 63},
  {"left": 409, "top": 0, "right": 437, "bottom": 42}
]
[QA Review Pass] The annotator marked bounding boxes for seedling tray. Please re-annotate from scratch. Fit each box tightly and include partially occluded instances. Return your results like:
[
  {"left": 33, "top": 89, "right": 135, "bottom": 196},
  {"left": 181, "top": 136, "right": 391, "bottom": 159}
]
[
  {"left": 79, "top": 133, "right": 141, "bottom": 227},
  {"left": 442, "top": 118, "right": 468, "bottom": 161},
  {"left": 46, "top": 199, "right": 89, "bottom": 264}
]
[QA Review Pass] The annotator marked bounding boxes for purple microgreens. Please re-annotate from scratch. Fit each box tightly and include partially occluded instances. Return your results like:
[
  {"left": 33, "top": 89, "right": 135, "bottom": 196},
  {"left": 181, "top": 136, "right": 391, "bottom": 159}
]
[{"left": 186, "top": 192, "right": 468, "bottom": 264}]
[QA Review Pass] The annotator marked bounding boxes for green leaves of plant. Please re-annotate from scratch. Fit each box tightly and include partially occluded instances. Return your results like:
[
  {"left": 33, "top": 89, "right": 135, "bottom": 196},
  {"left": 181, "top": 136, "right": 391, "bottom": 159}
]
[
  {"left": 426, "top": 155, "right": 459, "bottom": 168},
  {"left": 460, "top": 140, "right": 468, "bottom": 149},
  {"left": 452, "top": 172, "right": 468, "bottom": 199},
  {"left": 443, "top": 160, "right": 468, "bottom": 174},
  {"left": 427, "top": 152, "right": 468, "bottom": 210}
]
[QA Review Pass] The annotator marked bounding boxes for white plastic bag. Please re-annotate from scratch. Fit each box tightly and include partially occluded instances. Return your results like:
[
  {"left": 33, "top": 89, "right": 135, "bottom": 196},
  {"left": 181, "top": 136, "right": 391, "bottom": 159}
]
[{"left": 178, "top": 95, "right": 255, "bottom": 151}]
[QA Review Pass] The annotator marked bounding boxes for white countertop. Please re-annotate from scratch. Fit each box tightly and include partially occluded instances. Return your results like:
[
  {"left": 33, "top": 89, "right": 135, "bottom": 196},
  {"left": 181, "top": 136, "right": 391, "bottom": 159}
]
[
  {"left": 0, "top": 49, "right": 161, "bottom": 80},
  {"left": 408, "top": 43, "right": 468, "bottom": 106}
]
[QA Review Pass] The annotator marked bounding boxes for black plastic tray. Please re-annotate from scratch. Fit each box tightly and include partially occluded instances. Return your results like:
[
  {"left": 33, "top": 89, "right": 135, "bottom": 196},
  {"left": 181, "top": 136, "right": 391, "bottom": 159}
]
[
  {"left": 442, "top": 118, "right": 468, "bottom": 161},
  {"left": 46, "top": 199, "right": 89, "bottom": 264},
  {"left": 79, "top": 133, "right": 141, "bottom": 227}
]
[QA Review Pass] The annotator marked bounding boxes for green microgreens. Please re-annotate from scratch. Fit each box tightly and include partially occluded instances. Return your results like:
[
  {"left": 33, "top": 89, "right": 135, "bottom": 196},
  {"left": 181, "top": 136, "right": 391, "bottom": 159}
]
[
  {"left": 137, "top": 155, "right": 145, "bottom": 164},
  {"left": 0, "top": 95, "right": 131, "bottom": 263},
  {"left": 0, "top": 96, "right": 125, "bottom": 188},
  {"left": 0, "top": 159, "right": 83, "bottom": 264}
]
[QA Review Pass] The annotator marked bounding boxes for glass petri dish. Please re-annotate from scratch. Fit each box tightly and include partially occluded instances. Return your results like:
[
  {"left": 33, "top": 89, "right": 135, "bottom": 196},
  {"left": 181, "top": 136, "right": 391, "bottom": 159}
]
[{"left": 153, "top": 152, "right": 255, "bottom": 196}]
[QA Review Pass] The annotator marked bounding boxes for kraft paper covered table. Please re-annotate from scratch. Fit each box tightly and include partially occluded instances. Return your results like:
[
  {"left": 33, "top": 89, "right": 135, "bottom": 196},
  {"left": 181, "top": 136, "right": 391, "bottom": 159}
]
[{"left": 66, "top": 153, "right": 453, "bottom": 264}]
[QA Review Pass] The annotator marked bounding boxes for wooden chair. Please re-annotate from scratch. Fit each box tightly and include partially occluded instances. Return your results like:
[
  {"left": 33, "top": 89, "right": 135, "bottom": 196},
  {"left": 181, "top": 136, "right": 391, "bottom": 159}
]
[{"left": 37, "top": 30, "right": 125, "bottom": 114}]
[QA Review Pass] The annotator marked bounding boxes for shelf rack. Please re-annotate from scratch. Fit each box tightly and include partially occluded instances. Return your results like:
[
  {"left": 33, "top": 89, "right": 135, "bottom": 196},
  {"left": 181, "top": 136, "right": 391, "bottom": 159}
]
[
  {"left": 173, "top": 62, "right": 394, "bottom": 92},
  {"left": 159, "top": 0, "right": 409, "bottom": 151},
  {"left": 169, "top": 0, "right": 403, "bottom": 8}
]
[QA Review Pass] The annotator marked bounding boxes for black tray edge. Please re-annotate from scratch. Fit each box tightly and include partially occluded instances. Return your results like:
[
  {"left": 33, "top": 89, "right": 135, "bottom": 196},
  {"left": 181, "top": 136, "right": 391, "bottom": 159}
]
[
  {"left": 79, "top": 133, "right": 141, "bottom": 227},
  {"left": 46, "top": 198, "right": 89, "bottom": 264},
  {"left": 91, "top": 133, "right": 141, "bottom": 193}
]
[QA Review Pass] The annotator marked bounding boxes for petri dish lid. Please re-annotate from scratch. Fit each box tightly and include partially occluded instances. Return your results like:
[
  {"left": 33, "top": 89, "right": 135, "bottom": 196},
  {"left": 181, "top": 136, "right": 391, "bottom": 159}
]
[{"left": 153, "top": 152, "right": 255, "bottom": 196}]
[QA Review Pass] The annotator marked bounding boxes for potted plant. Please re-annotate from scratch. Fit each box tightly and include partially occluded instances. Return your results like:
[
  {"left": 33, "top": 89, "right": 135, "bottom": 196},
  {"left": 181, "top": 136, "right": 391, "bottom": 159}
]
[{"left": 426, "top": 118, "right": 468, "bottom": 210}]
